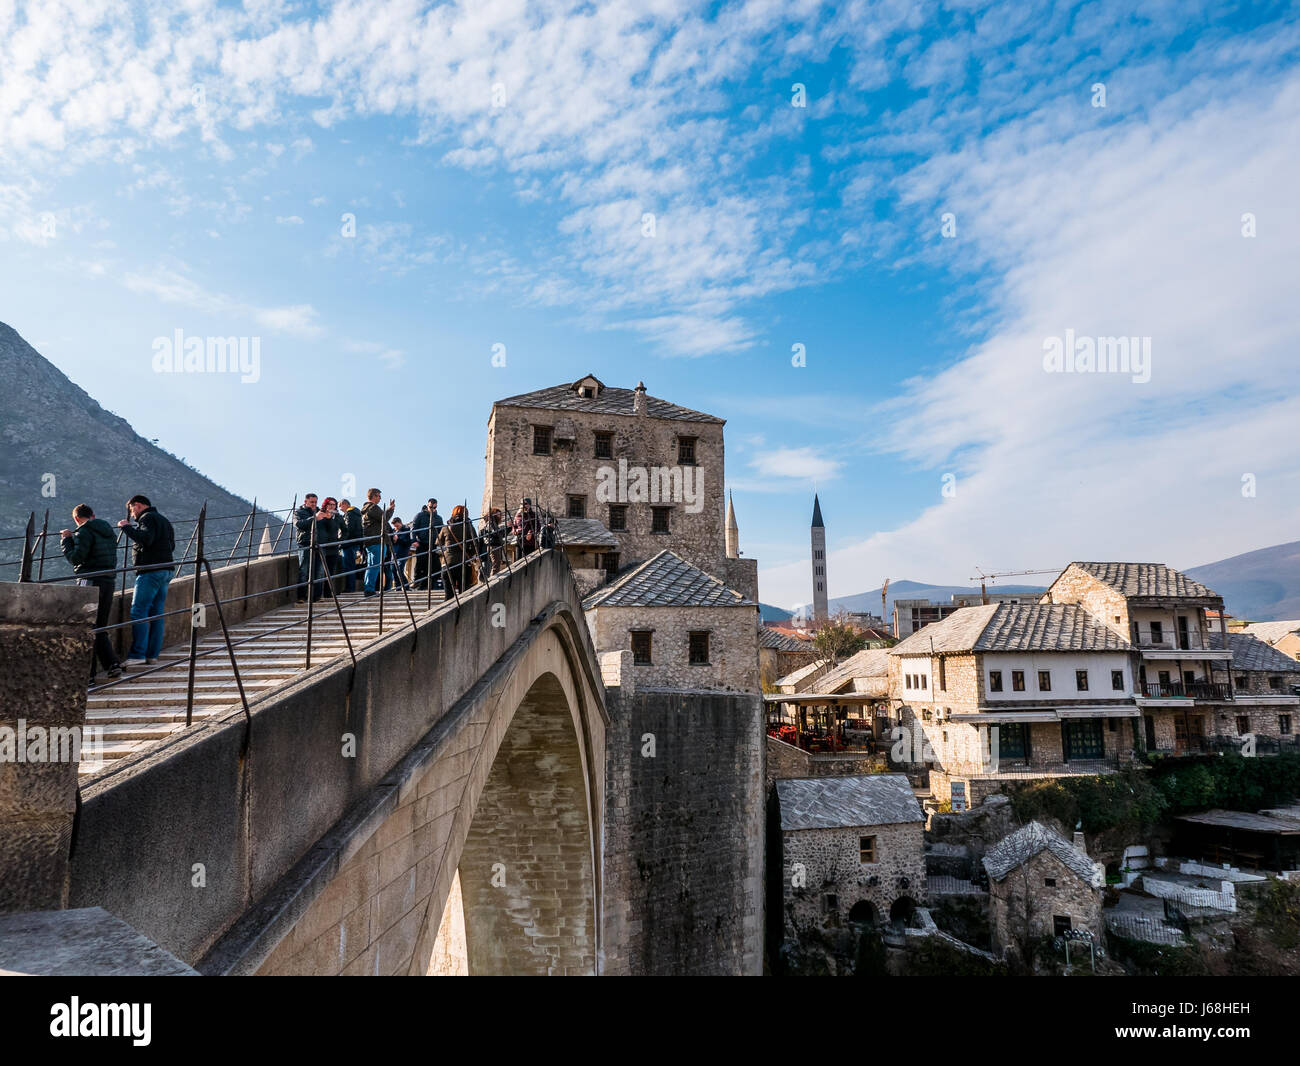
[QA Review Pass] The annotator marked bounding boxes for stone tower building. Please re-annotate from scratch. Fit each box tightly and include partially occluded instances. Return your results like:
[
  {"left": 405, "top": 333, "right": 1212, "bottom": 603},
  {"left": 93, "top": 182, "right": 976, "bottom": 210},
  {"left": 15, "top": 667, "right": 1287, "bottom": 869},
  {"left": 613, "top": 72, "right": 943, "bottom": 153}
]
[{"left": 811, "top": 494, "right": 828, "bottom": 623}]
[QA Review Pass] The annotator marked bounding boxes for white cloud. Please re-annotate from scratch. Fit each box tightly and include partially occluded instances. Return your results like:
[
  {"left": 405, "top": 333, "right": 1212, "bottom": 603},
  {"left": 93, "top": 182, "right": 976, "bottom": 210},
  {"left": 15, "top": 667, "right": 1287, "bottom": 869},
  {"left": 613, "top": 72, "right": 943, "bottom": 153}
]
[
  {"left": 275, "top": 214, "right": 303, "bottom": 225},
  {"left": 750, "top": 447, "right": 843, "bottom": 484}
]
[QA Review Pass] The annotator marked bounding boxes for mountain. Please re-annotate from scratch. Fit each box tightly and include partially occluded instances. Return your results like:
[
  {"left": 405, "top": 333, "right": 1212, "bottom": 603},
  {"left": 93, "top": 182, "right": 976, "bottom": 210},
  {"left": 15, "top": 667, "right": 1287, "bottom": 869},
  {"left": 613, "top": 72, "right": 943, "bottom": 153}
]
[
  {"left": 760, "top": 602, "right": 793, "bottom": 622},
  {"left": 1186, "top": 540, "right": 1300, "bottom": 622},
  {"left": 0, "top": 321, "right": 281, "bottom": 578},
  {"left": 789, "top": 579, "right": 1049, "bottom": 621}
]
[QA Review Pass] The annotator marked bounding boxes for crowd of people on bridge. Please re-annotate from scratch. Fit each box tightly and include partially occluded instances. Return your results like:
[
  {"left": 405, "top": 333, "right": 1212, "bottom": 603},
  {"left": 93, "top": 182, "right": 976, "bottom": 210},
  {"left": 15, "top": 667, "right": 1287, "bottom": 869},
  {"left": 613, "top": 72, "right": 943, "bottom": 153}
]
[
  {"left": 291, "top": 489, "right": 555, "bottom": 604},
  {"left": 53, "top": 488, "right": 562, "bottom": 686}
]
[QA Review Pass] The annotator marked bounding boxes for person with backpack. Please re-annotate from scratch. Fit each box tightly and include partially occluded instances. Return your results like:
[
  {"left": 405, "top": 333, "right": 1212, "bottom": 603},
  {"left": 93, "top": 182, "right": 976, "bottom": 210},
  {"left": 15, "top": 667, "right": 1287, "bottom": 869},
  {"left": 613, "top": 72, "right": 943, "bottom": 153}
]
[
  {"left": 540, "top": 514, "right": 559, "bottom": 550},
  {"left": 410, "top": 498, "right": 443, "bottom": 590},
  {"left": 435, "top": 504, "right": 481, "bottom": 600},
  {"left": 117, "top": 494, "right": 176, "bottom": 665},
  {"left": 60, "top": 503, "right": 123, "bottom": 682}
]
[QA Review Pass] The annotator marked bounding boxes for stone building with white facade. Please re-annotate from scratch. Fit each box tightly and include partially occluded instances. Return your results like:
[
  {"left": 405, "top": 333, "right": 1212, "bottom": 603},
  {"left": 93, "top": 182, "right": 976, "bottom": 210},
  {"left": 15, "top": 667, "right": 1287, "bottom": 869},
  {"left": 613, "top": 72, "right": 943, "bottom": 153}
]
[
  {"left": 775, "top": 774, "right": 926, "bottom": 933},
  {"left": 887, "top": 602, "right": 1140, "bottom": 805},
  {"left": 983, "top": 821, "right": 1104, "bottom": 959},
  {"left": 1043, "top": 562, "right": 1294, "bottom": 754}
]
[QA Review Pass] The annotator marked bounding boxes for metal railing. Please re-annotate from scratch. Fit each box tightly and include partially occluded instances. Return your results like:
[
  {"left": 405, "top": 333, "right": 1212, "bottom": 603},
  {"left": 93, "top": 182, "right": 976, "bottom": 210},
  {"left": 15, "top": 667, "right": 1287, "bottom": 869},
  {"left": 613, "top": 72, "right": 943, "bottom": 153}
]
[
  {"left": 1139, "top": 681, "right": 1232, "bottom": 700},
  {"left": 5, "top": 497, "right": 572, "bottom": 737}
]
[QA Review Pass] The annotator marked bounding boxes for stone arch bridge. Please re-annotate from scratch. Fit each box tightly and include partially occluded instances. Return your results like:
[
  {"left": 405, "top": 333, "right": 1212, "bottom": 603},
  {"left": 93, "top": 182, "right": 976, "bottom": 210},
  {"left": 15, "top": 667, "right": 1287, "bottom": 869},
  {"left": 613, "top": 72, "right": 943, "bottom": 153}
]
[{"left": 6, "top": 549, "right": 607, "bottom": 975}]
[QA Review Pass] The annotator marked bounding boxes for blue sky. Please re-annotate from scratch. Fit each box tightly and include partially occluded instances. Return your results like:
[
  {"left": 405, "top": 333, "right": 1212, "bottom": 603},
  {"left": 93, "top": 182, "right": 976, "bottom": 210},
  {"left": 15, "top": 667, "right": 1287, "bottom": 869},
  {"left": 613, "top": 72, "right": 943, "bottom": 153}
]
[{"left": 2, "top": 0, "right": 1298, "bottom": 609}]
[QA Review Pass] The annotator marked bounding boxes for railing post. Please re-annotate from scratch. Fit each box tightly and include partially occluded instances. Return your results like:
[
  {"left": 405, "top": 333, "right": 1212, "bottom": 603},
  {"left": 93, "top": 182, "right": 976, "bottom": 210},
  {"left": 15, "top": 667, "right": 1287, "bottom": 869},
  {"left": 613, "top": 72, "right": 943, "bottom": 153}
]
[
  {"left": 271, "top": 495, "right": 296, "bottom": 557},
  {"left": 227, "top": 498, "right": 256, "bottom": 563},
  {"left": 36, "top": 508, "right": 49, "bottom": 581},
  {"left": 185, "top": 504, "right": 207, "bottom": 728},
  {"left": 316, "top": 539, "right": 356, "bottom": 669},
  {"left": 18, "top": 511, "right": 35, "bottom": 582},
  {"left": 305, "top": 510, "right": 317, "bottom": 671}
]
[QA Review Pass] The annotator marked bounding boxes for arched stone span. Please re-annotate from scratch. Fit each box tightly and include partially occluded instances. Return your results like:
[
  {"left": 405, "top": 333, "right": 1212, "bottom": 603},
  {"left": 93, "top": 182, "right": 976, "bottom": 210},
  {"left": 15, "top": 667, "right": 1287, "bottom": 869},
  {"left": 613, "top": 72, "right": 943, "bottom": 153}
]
[{"left": 237, "top": 599, "right": 605, "bottom": 977}]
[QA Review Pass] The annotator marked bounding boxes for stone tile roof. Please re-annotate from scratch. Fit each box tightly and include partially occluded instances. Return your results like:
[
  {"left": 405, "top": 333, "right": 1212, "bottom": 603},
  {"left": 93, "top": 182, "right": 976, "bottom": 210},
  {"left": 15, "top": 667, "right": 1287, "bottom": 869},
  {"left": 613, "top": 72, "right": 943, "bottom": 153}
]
[
  {"left": 811, "top": 647, "right": 892, "bottom": 693},
  {"left": 556, "top": 517, "right": 618, "bottom": 548},
  {"left": 890, "top": 603, "right": 1130, "bottom": 656},
  {"left": 982, "top": 822, "right": 1102, "bottom": 886},
  {"left": 1241, "top": 620, "right": 1300, "bottom": 646},
  {"left": 760, "top": 627, "right": 814, "bottom": 652},
  {"left": 776, "top": 774, "right": 924, "bottom": 831},
  {"left": 775, "top": 658, "right": 830, "bottom": 688},
  {"left": 1209, "top": 631, "right": 1300, "bottom": 673},
  {"left": 495, "top": 381, "right": 724, "bottom": 423},
  {"left": 1069, "top": 562, "right": 1221, "bottom": 602},
  {"left": 583, "top": 550, "right": 753, "bottom": 609}
]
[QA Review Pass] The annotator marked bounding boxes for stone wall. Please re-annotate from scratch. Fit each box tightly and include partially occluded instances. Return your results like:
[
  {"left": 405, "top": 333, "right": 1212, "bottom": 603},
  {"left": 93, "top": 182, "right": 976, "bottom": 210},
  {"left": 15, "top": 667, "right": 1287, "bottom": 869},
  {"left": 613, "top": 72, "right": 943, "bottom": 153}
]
[
  {"left": 988, "top": 848, "right": 1103, "bottom": 956},
  {"left": 1043, "top": 565, "right": 1131, "bottom": 641},
  {"left": 482, "top": 401, "right": 727, "bottom": 577},
  {"left": 587, "top": 602, "right": 760, "bottom": 693},
  {"left": 602, "top": 684, "right": 765, "bottom": 975},
  {"left": 779, "top": 819, "right": 925, "bottom": 933}
]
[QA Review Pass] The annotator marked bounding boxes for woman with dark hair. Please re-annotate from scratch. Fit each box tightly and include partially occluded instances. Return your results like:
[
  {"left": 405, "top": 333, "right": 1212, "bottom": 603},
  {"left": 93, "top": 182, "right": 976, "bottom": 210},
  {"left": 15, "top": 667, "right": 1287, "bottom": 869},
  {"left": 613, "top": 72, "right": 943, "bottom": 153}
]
[
  {"left": 314, "top": 496, "right": 345, "bottom": 599},
  {"left": 435, "top": 504, "right": 481, "bottom": 601},
  {"left": 479, "top": 507, "right": 506, "bottom": 579}
]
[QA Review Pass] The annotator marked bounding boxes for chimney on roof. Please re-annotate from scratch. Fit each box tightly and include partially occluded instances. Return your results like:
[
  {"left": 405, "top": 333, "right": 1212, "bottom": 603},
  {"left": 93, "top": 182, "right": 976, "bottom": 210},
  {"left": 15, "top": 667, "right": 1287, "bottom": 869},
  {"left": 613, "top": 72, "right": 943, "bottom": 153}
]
[{"left": 633, "top": 381, "right": 647, "bottom": 417}]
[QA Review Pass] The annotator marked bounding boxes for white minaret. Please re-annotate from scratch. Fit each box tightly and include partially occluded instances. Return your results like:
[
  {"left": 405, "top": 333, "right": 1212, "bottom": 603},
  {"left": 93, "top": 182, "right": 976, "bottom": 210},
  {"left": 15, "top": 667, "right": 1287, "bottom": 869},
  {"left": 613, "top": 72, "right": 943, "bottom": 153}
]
[
  {"left": 725, "top": 492, "right": 739, "bottom": 559},
  {"left": 811, "top": 493, "right": 828, "bottom": 623}
]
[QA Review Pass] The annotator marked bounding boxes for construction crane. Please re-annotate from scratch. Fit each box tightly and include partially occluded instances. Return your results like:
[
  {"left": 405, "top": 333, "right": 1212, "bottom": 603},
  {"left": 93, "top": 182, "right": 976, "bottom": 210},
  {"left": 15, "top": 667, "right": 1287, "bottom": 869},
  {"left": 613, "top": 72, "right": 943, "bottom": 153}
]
[{"left": 969, "top": 567, "right": 1062, "bottom": 605}]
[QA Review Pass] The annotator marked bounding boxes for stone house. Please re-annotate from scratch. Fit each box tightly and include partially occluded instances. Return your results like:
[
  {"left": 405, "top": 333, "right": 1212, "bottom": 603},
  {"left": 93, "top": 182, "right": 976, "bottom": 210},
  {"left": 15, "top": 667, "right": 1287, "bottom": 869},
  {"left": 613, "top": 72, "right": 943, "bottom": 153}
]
[
  {"left": 481, "top": 374, "right": 732, "bottom": 580},
  {"left": 584, "top": 550, "right": 760, "bottom": 693},
  {"left": 759, "top": 626, "right": 818, "bottom": 690},
  {"left": 1208, "top": 632, "right": 1300, "bottom": 743},
  {"left": 1044, "top": 562, "right": 1293, "bottom": 753},
  {"left": 775, "top": 774, "right": 926, "bottom": 933},
  {"left": 983, "top": 821, "right": 1104, "bottom": 958},
  {"left": 887, "top": 602, "right": 1139, "bottom": 805}
]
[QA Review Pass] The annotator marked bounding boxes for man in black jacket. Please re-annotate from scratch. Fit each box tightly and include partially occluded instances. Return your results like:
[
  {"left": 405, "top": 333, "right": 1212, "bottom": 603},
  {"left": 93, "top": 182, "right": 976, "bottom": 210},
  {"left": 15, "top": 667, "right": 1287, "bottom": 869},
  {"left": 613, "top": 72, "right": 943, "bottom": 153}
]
[
  {"left": 61, "top": 503, "right": 122, "bottom": 682},
  {"left": 293, "top": 493, "right": 319, "bottom": 602},
  {"left": 338, "top": 498, "right": 364, "bottom": 593},
  {"left": 410, "top": 498, "right": 443, "bottom": 590},
  {"left": 117, "top": 494, "right": 176, "bottom": 665}
]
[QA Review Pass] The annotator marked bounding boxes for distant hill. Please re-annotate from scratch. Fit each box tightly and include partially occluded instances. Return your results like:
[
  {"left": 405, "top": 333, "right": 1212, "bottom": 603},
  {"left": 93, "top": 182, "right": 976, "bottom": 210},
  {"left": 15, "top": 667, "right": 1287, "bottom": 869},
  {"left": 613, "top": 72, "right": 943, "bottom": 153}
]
[
  {"left": 1186, "top": 540, "right": 1300, "bottom": 622},
  {"left": 789, "top": 579, "right": 1048, "bottom": 621},
  {"left": 760, "top": 602, "right": 793, "bottom": 622},
  {"left": 0, "top": 321, "right": 281, "bottom": 578}
]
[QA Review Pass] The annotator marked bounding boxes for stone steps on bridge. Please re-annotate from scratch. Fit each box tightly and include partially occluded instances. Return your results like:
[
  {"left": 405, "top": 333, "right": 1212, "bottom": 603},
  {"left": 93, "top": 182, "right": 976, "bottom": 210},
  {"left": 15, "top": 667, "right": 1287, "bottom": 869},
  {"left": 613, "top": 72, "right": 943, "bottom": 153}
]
[{"left": 79, "top": 592, "right": 430, "bottom": 782}]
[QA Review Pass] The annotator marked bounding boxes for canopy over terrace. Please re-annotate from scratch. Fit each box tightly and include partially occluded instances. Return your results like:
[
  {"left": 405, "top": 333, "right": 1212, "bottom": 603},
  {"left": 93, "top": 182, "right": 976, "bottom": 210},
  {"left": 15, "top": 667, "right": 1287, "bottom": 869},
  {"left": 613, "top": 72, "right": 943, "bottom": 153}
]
[
  {"left": 764, "top": 692, "right": 884, "bottom": 754},
  {"left": 1172, "top": 809, "right": 1300, "bottom": 871}
]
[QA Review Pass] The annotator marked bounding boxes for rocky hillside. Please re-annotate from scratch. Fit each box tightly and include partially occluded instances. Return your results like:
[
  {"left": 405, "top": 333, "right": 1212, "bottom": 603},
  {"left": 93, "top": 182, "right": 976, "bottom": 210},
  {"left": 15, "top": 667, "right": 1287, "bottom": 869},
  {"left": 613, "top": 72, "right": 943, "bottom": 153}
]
[
  {"left": 1186, "top": 539, "right": 1300, "bottom": 622},
  {"left": 0, "top": 321, "right": 282, "bottom": 578}
]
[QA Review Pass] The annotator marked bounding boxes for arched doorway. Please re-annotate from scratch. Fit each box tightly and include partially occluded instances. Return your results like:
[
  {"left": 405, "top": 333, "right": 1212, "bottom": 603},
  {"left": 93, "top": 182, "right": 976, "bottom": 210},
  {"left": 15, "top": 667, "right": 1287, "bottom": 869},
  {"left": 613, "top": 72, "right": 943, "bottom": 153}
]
[
  {"left": 889, "top": 896, "right": 917, "bottom": 925},
  {"left": 848, "top": 899, "right": 879, "bottom": 925},
  {"left": 432, "top": 671, "right": 598, "bottom": 975}
]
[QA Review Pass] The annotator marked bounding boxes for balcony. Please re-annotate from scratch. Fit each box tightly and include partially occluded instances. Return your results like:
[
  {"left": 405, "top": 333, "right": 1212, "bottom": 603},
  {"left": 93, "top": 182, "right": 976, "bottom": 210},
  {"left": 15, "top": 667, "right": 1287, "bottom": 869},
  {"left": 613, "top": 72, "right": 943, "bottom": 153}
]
[{"left": 1139, "top": 681, "right": 1232, "bottom": 701}]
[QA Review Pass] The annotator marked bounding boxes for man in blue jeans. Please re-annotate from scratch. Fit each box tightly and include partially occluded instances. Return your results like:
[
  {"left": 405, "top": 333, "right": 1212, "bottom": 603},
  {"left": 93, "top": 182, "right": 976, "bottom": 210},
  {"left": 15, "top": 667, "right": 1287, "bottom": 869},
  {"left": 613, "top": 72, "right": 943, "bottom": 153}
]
[
  {"left": 360, "top": 488, "right": 394, "bottom": 597},
  {"left": 117, "top": 494, "right": 176, "bottom": 664}
]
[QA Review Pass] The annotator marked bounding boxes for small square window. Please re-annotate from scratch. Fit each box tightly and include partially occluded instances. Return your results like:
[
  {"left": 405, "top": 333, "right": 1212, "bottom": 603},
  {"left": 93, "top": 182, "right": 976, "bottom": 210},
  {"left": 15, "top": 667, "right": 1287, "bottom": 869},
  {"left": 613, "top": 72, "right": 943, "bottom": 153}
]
[
  {"left": 608, "top": 504, "right": 627, "bottom": 531},
  {"left": 1038, "top": 671, "right": 1051, "bottom": 692},
  {"left": 1150, "top": 620, "right": 1164, "bottom": 644},
  {"left": 1236, "top": 715, "right": 1250, "bottom": 735},
  {"left": 594, "top": 431, "right": 613, "bottom": 459},
  {"left": 1044, "top": 877, "right": 1056, "bottom": 888},
  {"left": 1111, "top": 670, "right": 1124, "bottom": 691},
  {"left": 532, "top": 425, "right": 552, "bottom": 455},
  {"left": 688, "top": 631, "right": 710, "bottom": 665},
  {"left": 1053, "top": 916, "right": 1072, "bottom": 936},
  {"left": 1075, "top": 670, "right": 1089, "bottom": 691},
  {"left": 859, "top": 835, "right": 876, "bottom": 863},
  {"left": 601, "top": 552, "right": 620, "bottom": 576},
  {"left": 677, "top": 436, "right": 697, "bottom": 465},
  {"left": 989, "top": 671, "right": 1003, "bottom": 692},
  {"left": 651, "top": 507, "right": 671, "bottom": 534},
  {"left": 1269, "top": 676, "right": 1284, "bottom": 692},
  {"left": 630, "top": 631, "right": 652, "bottom": 665},
  {"left": 824, "top": 893, "right": 838, "bottom": 914},
  {"left": 1281, "top": 714, "right": 1293, "bottom": 735},
  {"left": 567, "top": 495, "right": 586, "bottom": 519},
  {"left": 1012, "top": 671, "right": 1026, "bottom": 692},
  {"left": 920, "top": 675, "right": 927, "bottom": 690}
]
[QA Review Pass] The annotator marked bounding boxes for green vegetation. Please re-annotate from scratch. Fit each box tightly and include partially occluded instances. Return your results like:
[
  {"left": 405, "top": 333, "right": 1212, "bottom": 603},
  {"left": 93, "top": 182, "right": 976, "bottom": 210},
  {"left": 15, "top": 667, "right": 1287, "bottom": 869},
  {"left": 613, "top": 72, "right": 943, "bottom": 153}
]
[
  {"left": 1106, "top": 933, "right": 1206, "bottom": 976},
  {"left": 811, "top": 617, "right": 866, "bottom": 666},
  {"left": 1009, "top": 767, "right": 1167, "bottom": 836},
  {"left": 1255, "top": 877, "right": 1300, "bottom": 950},
  {"left": 902, "top": 936, "right": 1007, "bottom": 977},
  {"left": 1146, "top": 753, "right": 1300, "bottom": 814}
]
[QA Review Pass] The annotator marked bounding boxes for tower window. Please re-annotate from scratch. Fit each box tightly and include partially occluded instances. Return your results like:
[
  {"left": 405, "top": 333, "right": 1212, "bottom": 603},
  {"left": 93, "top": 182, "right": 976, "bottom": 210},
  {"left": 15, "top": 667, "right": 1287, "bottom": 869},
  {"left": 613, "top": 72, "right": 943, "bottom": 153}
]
[
  {"left": 532, "top": 425, "right": 552, "bottom": 455},
  {"left": 631, "top": 631, "right": 652, "bottom": 664},
  {"left": 651, "top": 507, "right": 671, "bottom": 534},
  {"left": 608, "top": 504, "right": 627, "bottom": 531},
  {"left": 677, "top": 436, "right": 697, "bottom": 465},
  {"left": 567, "top": 495, "right": 586, "bottom": 519},
  {"left": 594, "top": 431, "right": 613, "bottom": 459},
  {"left": 688, "top": 631, "right": 710, "bottom": 664}
]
